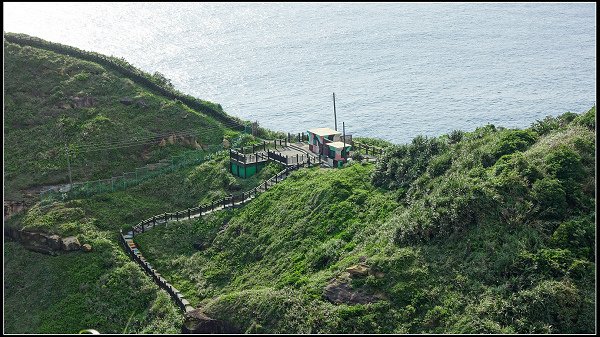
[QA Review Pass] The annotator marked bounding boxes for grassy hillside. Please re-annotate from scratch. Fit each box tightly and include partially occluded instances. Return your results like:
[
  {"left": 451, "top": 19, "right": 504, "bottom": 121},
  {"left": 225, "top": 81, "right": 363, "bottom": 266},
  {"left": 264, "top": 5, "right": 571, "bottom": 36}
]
[
  {"left": 3, "top": 37, "right": 274, "bottom": 334},
  {"left": 4, "top": 152, "right": 283, "bottom": 333},
  {"left": 4, "top": 34, "right": 595, "bottom": 334},
  {"left": 4, "top": 38, "right": 241, "bottom": 200},
  {"left": 135, "top": 107, "right": 595, "bottom": 333}
]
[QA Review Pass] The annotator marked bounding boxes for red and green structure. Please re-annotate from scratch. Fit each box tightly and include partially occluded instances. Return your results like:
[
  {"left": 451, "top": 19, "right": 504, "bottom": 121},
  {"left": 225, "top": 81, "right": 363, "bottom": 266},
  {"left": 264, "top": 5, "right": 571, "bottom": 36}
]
[{"left": 306, "top": 127, "right": 353, "bottom": 168}]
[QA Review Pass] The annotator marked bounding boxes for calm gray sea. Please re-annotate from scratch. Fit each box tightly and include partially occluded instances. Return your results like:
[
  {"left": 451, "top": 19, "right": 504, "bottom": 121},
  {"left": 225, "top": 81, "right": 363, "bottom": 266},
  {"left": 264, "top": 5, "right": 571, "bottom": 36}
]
[{"left": 4, "top": 2, "right": 596, "bottom": 143}]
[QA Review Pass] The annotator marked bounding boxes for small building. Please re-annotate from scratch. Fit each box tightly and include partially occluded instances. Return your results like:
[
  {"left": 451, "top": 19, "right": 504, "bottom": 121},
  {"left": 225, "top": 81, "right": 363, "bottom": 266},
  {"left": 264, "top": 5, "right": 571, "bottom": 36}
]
[
  {"left": 306, "top": 128, "right": 352, "bottom": 167},
  {"left": 324, "top": 141, "right": 352, "bottom": 168},
  {"left": 307, "top": 128, "right": 341, "bottom": 154}
]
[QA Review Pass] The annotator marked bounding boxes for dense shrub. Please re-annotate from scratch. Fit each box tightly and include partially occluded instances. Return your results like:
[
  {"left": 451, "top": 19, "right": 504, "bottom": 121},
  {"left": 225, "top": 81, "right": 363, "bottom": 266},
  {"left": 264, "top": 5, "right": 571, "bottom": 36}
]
[
  {"left": 511, "top": 279, "right": 590, "bottom": 334},
  {"left": 550, "top": 215, "right": 595, "bottom": 261},
  {"left": 372, "top": 136, "right": 447, "bottom": 190},
  {"left": 395, "top": 175, "right": 495, "bottom": 243},
  {"left": 447, "top": 130, "right": 464, "bottom": 144},
  {"left": 491, "top": 129, "right": 538, "bottom": 162},
  {"left": 531, "top": 178, "right": 568, "bottom": 220},
  {"left": 427, "top": 152, "right": 453, "bottom": 178},
  {"left": 492, "top": 152, "right": 542, "bottom": 186},
  {"left": 544, "top": 145, "right": 585, "bottom": 183},
  {"left": 530, "top": 116, "right": 560, "bottom": 136},
  {"left": 572, "top": 106, "right": 596, "bottom": 130}
]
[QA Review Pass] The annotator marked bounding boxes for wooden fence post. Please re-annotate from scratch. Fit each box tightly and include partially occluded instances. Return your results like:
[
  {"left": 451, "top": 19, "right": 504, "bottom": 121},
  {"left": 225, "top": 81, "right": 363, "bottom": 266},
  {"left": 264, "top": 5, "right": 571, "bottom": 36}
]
[{"left": 188, "top": 209, "right": 191, "bottom": 219}]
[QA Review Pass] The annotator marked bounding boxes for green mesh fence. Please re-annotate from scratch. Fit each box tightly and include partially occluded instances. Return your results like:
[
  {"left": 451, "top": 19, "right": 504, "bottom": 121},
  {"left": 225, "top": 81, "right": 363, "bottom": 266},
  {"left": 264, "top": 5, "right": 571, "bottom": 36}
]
[{"left": 39, "top": 141, "right": 237, "bottom": 202}]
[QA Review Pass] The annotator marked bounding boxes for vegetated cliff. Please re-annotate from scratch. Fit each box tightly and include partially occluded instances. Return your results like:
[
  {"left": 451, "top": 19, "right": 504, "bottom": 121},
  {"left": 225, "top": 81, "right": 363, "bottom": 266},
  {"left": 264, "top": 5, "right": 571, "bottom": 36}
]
[
  {"left": 4, "top": 35, "right": 235, "bottom": 201},
  {"left": 4, "top": 32, "right": 595, "bottom": 335},
  {"left": 3, "top": 35, "right": 262, "bottom": 334},
  {"left": 137, "top": 107, "right": 595, "bottom": 334}
]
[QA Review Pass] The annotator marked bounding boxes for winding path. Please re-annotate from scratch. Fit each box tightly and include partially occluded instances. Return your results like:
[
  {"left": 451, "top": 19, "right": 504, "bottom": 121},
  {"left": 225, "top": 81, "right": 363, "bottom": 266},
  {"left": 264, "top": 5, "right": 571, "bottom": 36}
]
[{"left": 118, "top": 161, "right": 313, "bottom": 313}]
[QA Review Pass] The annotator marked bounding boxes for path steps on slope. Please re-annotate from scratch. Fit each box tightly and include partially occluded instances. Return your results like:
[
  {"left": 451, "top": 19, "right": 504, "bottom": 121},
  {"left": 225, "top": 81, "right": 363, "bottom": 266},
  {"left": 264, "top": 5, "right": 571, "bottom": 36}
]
[{"left": 119, "top": 161, "right": 315, "bottom": 314}]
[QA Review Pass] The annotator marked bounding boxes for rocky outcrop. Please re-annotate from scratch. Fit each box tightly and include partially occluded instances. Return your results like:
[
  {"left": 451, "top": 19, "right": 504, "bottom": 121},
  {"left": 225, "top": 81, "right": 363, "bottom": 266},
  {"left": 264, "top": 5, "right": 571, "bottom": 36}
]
[
  {"left": 4, "top": 200, "right": 26, "bottom": 221},
  {"left": 345, "top": 263, "right": 370, "bottom": 277},
  {"left": 4, "top": 228, "right": 85, "bottom": 255},
  {"left": 222, "top": 138, "right": 231, "bottom": 149},
  {"left": 323, "top": 263, "right": 386, "bottom": 305},
  {"left": 136, "top": 99, "right": 149, "bottom": 108},
  {"left": 82, "top": 243, "right": 93, "bottom": 252},
  {"left": 71, "top": 96, "right": 96, "bottom": 108},
  {"left": 182, "top": 308, "right": 240, "bottom": 334},
  {"left": 119, "top": 97, "right": 134, "bottom": 105},
  {"left": 62, "top": 236, "right": 81, "bottom": 251}
]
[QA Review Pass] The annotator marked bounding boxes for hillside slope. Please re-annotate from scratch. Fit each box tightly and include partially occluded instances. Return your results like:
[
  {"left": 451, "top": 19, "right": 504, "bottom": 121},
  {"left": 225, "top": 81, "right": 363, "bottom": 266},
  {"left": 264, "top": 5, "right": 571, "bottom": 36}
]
[
  {"left": 3, "top": 34, "right": 595, "bottom": 334},
  {"left": 4, "top": 36, "right": 240, "bottom": 200},
  {"left": 3, "top": 36, "right": 270, "bottom": 334},
  {"left": 136, "top": 107, "right": 595, "bottom": 333}
]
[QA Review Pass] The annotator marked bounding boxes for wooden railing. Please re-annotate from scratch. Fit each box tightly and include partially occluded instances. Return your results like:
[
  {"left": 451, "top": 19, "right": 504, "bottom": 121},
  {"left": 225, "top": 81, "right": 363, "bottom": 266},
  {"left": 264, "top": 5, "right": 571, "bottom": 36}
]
[{"left": 120, "top": 160, "right": 319, "bottom": 313}]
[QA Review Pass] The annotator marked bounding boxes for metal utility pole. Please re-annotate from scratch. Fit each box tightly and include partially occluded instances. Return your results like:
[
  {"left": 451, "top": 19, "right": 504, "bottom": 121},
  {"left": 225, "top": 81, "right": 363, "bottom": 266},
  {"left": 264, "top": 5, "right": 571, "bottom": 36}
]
[
  {"left": 343, "top": 122, "right": 346, "bottom": 148},
  {"left": 65, "top": 144, "right": 73, "bottom": 188},
  {"left": 343, "top": 122, "right": 346, "bottom": 160},
  {"left": 333, "top": 92, "right": 337, "bottom": 131}
]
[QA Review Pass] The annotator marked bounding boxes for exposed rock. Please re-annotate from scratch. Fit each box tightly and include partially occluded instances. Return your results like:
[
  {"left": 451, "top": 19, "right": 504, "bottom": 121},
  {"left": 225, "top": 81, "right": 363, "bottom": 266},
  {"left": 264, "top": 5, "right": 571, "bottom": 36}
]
[
  {"left": 62, "top": 236, "right": 81, "bottom": 251},
  {"left": 82, "top": 244, "right": 93, "bottom": 252},
  {"left": 119, "top": 97, "right": 134, "bottom": 105},
  {"left": 4, "top": 200, "right": 26, "bottom": 221},
  {"left": 346, "top": 263, "right": 370, "bottom": 277},
  {"left": 48, "top": 235, "right": 63, "bottom": 251},
  {"left": 159, "top": 138, "right": 167, "bottom": 147},
  {"left": 57, "top": 102, "right": 72, "bottom": 109},
  {"left": 222, "top": 138, "right": 231, "bottom": 149},
  {"left": 168, "top": 135, "right": 175, "bottom": 145},
  {"left": 136, "top": 99, "right": 149, "bottom": 108},
  {"left": 4, "top": 228, "right": 83, "bottom": 255},
  {"left": 182, "top": 308, "right": 240, "bottom": 334},
  {"left": 71, "top": 96, "right": 96, "bottom": 108},
  {"left": 323, "top": 275, "right": 384, "bottom": 305}
]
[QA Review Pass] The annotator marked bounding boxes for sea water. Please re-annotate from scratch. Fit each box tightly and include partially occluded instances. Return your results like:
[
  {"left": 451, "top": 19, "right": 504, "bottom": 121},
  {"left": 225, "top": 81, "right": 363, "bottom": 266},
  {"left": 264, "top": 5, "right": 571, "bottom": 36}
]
[{"left": 4, "top": 2, "right": 596, "bottom": 143}]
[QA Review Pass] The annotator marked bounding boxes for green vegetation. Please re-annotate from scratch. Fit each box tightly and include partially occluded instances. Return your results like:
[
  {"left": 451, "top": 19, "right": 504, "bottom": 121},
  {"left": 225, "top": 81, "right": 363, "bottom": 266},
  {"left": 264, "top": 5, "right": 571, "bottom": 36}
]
[
  {"left": 136, "top": 108, "right": 595, "bottom": 333},
  {"left": 4, "top": 38, "right": 241, "bottom": 199},
  {"left": 3, "top": 36, "right": 269, "bottom": 334},
  {"left": 3, "top": 34, "right": 595, "bottom": 334}
]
